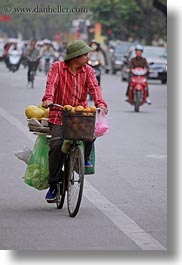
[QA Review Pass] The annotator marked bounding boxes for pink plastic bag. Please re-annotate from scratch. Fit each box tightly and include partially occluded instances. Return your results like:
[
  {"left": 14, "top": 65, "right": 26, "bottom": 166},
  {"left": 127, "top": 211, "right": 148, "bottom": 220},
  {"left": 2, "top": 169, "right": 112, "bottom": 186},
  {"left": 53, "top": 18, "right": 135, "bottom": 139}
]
[{"left": 94, "top": 109, "right": 109, "bottom": 137}]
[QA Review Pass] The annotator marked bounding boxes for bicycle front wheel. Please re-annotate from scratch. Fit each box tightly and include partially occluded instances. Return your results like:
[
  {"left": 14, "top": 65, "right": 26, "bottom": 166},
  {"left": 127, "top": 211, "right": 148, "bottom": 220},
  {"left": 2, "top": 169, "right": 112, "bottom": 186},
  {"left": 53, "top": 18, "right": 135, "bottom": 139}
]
[
  {"left": 56, "top": 176, "right": 66, "bottom": 209},
  {"left": 67, "top": 145, "right": 84, "bottom": 217}
]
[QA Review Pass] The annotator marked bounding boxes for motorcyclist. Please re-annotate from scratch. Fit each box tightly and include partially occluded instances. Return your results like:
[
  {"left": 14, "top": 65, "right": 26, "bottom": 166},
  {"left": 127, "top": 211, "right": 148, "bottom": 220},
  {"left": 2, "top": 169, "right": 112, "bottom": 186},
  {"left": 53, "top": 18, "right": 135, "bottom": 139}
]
[
  {"left": 7, "top": 43, "right": 22, "bottom": 70},
  {"left": 89, "top": 40, "right": 106, "bottom": 75},
  {"left": 8, "top": 42, "right": 22, "bottom": 55},
  {"left": 26, "top": 39, "right": 40, "bottom": 86},
  {"left": 125, "top": 44, "right": 152, "bottom": 105},
  {"left": 87, "top": 40, "right": 106, "bottom": 88}
]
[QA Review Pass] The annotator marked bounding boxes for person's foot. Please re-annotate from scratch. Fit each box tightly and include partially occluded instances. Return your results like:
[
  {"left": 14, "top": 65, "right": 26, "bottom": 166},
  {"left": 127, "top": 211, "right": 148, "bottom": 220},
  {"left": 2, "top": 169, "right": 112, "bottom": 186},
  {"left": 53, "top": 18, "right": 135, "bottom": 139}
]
[
  {"left": 146, "top": 97, "right": 152, "bottom": 105},
  {"left": 45, "top": 187, "right": 57, "bottom": 203},
  {"left": 125, "top": 97, "right": 129, "bottom": 102},
  {"left": 85, "top": 160, "right": 93, "bottom": 168}
]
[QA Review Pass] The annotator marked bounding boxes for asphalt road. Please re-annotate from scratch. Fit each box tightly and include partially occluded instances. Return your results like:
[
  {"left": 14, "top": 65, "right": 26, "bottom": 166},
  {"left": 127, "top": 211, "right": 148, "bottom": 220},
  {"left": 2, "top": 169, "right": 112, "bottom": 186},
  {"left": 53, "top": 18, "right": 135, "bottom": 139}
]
[{"left": 0, "top": 62, "right": 167, "bottom": 250}]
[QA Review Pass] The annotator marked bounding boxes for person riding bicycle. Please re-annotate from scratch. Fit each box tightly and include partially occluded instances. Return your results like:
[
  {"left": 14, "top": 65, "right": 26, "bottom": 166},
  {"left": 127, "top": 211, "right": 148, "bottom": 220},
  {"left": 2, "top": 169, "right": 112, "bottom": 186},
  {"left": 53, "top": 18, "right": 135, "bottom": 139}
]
[
  {"left": 41, "top": 40, "right": 108, "bottom": 202},
  {"left": 125, "top": 44, "right": 152, "bottom": 105},
  {"left": 26, "top": 39, "right": 40, "bottom": 86}
]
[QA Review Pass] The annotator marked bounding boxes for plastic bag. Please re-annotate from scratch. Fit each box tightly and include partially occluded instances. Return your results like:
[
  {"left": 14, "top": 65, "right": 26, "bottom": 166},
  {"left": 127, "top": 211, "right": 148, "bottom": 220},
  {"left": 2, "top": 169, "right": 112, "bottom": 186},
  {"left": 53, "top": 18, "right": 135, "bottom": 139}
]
[
  {"left": 94, "top": 109, "right": 109, "bottom": 137},
  {"left": 24, "top": 135, "right": 49, "bottom": 190},
  {"left": 14, "top": 146, "right": 32, "bottom": 164},
  {"left": 85, "top": 143, "right": 95, "bottom": 175}
]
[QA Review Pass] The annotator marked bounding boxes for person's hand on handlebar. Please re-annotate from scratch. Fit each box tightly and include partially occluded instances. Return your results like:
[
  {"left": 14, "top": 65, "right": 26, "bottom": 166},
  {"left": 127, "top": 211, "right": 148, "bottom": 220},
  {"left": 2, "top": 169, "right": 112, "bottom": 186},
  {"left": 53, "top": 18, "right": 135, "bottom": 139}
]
[{"left": 42, "top": 100, "right": 53, "bottom": 108}]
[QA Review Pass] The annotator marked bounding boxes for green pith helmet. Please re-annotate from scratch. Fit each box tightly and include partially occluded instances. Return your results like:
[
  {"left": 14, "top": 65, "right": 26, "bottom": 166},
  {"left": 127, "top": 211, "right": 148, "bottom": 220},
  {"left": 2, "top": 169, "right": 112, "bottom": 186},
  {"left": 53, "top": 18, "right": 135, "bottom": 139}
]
[{"left": 64, "top": 40, "right": 94, "bottom": 61}]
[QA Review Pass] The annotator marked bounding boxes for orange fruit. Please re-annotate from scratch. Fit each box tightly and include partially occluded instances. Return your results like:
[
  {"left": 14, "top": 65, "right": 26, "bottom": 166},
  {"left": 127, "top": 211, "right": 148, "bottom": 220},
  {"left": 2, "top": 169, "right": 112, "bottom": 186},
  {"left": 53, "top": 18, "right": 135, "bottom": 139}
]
[
  {"left": 84, "top": 107, "right": 91, "bottom": 112},
  {"left": 63, "top": 105, "right": 72, "bottom": 111},
  {"left": 66, "top": 119, "right": 72, "bottom": 127},
  {"left": 70, "top": 107, "right": 75, "bottom": 114},
  {"left": 72, "top": 123, "right": 78, "bottom": 131},
  {"left": 79, "top": 123, "right": 86, "bottom": 130},
  {"left": 89, "top": 106, "right": 97, "bottom": 113},
  {"left": 75, "top": 105, "right": 84, "bottom": 111},
  {"left": 87, "top": 112, "right": 94, "bottom": 116},
  {"left": 72, "top": 117, "right": 79, "bottom": 123}
]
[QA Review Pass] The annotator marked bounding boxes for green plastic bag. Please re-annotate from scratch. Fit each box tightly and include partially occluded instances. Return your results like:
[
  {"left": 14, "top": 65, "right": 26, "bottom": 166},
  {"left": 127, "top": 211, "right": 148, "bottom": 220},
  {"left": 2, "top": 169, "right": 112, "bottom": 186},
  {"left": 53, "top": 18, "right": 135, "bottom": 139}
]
[
  {"left": 85, "top": 144, "right": 95, "bottom": 175},
  {"left": 24, "top": 135, "right": 49, "bottom": 190}
]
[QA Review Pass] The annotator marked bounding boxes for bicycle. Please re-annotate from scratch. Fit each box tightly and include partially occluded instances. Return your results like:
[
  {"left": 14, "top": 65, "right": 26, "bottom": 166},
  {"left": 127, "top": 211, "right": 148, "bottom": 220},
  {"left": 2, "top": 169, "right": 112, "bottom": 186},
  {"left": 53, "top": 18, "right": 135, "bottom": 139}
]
[
  {"left": 49, "top": 104, "right": 96, "bottom": 217},
  {"left": 27, "top": 57, "right": 41, "bottom": 88}
]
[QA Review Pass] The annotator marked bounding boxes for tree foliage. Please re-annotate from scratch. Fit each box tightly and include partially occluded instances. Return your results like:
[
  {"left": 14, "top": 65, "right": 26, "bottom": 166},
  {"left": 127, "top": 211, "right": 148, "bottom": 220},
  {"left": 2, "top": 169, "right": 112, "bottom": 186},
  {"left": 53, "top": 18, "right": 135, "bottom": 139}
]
[
  {"left": 85, "top": 0, "right": 167, "bottom": 44},
  {"left": 0, "top": 0, "right": 167, "bottom": 44},
  {"left": 153, "top": 0, "right": 167, "bottom": 17},
  {"left": 85, "top": 0, "right": 142, "bottom": 40}
]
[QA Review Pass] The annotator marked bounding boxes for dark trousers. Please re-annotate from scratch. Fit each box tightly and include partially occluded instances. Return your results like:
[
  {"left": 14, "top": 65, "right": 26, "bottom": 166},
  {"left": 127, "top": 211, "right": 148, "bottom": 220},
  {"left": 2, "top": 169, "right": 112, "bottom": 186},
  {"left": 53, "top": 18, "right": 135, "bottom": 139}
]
[
  {"left": 27, "top": 61, "right": 39, "bottom": 82},
  {"left": 48, "top": 124, "right": 94, "bottom": 185}
]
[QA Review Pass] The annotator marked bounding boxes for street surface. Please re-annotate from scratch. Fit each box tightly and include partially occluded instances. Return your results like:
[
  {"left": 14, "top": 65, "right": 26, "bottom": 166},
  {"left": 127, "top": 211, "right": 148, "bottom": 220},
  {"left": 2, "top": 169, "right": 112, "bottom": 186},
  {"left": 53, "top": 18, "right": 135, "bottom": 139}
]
[{"left": 0, "top": 62, "right": 167, "bottom": 250}]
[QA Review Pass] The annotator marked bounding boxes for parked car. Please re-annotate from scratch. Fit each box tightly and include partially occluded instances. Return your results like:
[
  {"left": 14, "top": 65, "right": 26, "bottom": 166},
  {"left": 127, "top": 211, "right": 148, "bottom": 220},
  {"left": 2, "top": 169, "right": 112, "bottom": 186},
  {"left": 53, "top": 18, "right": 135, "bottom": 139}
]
[
  {"left": 110, "top": 41, "right": 132, "bottom": 74},
  {"left": 121, "top": 45, "right": 167, "bottom": 84}
]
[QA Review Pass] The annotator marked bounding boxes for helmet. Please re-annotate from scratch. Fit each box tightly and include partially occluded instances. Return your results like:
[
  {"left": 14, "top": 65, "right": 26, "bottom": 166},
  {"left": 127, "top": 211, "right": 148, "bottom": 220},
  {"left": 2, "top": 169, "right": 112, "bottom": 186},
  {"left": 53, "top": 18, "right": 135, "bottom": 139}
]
[
  {"left": 90, "top": 39, "right": 99, "bottom": 45},
  {"left": 90, "top": 40, "right": 100, "bottom": 52},
  {"left": 36, "top": 40, "right": 43, "bottom": 46},
  {"left": 135, "top": 44, "right": 144, "bottom": 51},
  {"left": 43, "top": 39, "right": 51, "bottom": 45},
  {"left": 64, "top": 40, "right": 94, "bottom": 61}
]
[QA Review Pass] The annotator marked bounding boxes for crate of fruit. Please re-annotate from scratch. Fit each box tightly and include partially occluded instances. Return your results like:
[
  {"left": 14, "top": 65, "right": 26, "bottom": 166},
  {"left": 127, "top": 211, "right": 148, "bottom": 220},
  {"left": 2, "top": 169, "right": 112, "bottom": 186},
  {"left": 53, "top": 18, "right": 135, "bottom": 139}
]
[{"left": 62, "top": 108, "right": 96, "bottom": 141}]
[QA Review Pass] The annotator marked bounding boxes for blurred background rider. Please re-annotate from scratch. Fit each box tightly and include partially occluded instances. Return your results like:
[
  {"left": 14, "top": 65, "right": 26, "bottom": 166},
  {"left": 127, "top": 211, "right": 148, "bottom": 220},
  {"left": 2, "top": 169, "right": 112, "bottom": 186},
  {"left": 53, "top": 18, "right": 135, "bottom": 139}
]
[
  {"left": 26, "top": 39, "right": 40, "bottom": 86},
  {"left": 125, "top": 44, "right": 152, "bottom": 105}
]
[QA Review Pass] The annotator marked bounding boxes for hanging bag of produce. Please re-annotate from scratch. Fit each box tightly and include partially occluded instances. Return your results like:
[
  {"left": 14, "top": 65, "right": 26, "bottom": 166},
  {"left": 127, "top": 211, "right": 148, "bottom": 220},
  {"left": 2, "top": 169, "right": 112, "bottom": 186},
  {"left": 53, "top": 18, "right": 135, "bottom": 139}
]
[{"left": 24, "top": 135, "right": 49, "bottom": 190}]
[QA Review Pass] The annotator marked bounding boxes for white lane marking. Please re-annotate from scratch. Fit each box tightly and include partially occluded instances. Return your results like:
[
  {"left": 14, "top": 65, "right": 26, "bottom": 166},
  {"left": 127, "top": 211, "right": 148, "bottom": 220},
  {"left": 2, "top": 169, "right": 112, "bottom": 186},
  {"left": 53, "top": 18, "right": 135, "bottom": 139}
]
[
  {"left": 146, "top": 154, "right": 167, "bottom": 159},
  {"left": 0, "top": 107, "right": 35, "bottom": 142},
  {"left": 0, "top": 106, "right": 166, "bottom": 250},
  {"left": 84, "top": 181, "right": 166, "bottom": 250}
]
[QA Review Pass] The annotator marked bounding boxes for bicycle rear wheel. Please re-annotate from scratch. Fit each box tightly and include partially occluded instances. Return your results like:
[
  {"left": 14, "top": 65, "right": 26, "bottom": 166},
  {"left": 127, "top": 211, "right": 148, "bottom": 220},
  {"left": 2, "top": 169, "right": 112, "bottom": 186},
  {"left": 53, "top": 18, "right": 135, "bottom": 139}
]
[{"left": 67, "top": 145, "right": 84, "bottom": 217}]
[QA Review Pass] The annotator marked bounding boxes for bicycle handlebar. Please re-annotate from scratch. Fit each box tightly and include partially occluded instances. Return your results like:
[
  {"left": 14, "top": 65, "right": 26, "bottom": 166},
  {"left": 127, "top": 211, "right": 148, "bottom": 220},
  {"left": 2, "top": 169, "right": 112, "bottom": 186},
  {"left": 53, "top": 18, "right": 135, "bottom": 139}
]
[{"left": 48, "top": 103, "right": 64, "bottom": 109}]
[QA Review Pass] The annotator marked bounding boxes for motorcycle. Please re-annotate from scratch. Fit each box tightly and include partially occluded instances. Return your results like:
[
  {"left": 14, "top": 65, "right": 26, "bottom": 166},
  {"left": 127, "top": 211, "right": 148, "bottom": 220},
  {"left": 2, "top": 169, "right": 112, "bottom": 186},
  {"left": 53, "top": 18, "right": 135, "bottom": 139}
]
[
  {"left": 88, "top": 59, "right": 101, "bottom": 100},
  {"left": 127, "top": 67, "right": 148, "bottom": 112},
  {"left": 88, "top": 58, "right": 101, "bottom": 85},
  {"left": 8, "top": 50, "right": 22, "bottom": 72}
]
